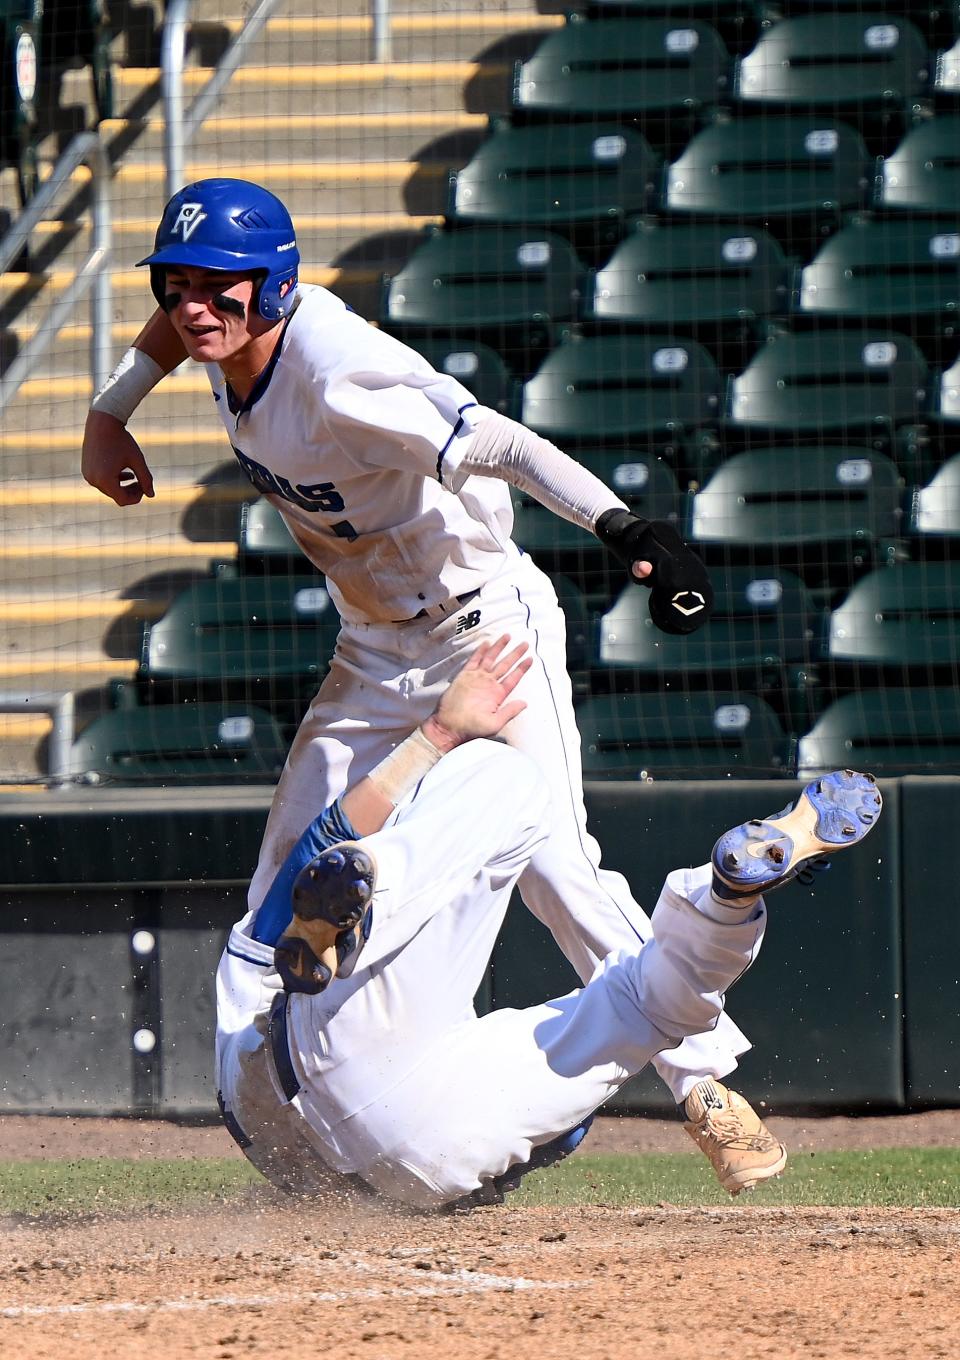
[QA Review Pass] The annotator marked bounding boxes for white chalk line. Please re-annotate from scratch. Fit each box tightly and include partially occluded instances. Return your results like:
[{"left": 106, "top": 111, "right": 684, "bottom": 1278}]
[{"left": 0, "top": 1267, "right": 587, "bottom": 1320}]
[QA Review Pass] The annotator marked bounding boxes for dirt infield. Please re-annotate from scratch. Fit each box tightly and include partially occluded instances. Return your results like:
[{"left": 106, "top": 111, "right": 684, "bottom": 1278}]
[{"left": 2, "top": 1114, "right": 958, "bottom": 1360}]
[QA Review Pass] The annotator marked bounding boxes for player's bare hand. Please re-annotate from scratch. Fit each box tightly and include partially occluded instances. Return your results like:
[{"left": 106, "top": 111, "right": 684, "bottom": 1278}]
[
  {"left": 423, "top": 635, "right": 532, "bottom": 750},
  {"left": 631, "top": 560, "right": 652, "bottom": 581},
  {"left": 81, "top": 410, "right": 156, "bottom": 505}
]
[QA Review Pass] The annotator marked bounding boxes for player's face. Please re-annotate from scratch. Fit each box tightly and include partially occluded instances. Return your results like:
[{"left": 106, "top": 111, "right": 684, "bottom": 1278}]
[{"left": 162, "top": 266, "right": 264, "bottom": 362}]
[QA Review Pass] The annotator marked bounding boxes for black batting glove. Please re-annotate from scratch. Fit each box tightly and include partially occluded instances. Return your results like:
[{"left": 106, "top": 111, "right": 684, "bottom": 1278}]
[{"left": 595, "top": 509, "right": 714, "bottom": 636}]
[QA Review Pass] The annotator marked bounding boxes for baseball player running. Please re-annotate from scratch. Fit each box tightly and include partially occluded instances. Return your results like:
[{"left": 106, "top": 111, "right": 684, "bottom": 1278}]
[
  {"left": 86, "top": 178, "right": 779, "bottom": 1192},
  {"left": 217, "top": 635, "right": 883, "bottom": 1209}
]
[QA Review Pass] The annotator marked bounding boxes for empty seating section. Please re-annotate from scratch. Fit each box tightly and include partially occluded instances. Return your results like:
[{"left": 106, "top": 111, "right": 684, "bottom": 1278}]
[{"left": 16, "top": 1, "right": 960, "bottom": 784}]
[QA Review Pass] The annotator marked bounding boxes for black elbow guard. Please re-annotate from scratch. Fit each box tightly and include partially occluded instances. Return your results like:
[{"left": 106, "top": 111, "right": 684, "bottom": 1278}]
[{"left": 595, "top": 509, "right": 714, "bottom": 636}]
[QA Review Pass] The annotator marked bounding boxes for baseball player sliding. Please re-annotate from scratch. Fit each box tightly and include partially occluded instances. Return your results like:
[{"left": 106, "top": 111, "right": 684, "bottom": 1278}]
[
  {"left": 216, "top": 635, "right": 882, "bottom": 1209},
  {"left": 87, "top": 178, "right": 777, "bottom": 1191}
]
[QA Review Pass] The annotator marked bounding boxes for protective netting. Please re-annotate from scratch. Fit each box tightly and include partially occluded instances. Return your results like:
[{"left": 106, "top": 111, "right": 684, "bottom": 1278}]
[{"left": 2, "top": 0, "right": 960, "bottom": 784}]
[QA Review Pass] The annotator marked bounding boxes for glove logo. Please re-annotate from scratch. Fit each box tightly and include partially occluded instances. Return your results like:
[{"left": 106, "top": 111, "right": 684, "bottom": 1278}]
[
  {"left": 171, "top": 203, "right": 208, "bottom": 241},
  {"left": 671, "top": 590, "right": 707, "bottom": 617}
]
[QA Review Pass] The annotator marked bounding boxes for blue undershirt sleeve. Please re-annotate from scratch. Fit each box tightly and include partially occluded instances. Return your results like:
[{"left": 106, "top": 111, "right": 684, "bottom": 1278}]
[{"left": 250, "top": 797, "right": 361, "bottom": 946}]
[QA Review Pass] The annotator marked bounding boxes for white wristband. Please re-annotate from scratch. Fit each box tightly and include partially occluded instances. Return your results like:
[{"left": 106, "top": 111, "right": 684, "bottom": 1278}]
[
  {"left": 367, "top": 726, "right": 444, "bottom": 805},
  {"left": 90, "top": 348, "right": 165, "bottom": 424}
]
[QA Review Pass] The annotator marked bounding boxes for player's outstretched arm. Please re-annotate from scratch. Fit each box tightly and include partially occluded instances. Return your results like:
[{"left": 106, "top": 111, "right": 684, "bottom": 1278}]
[
  {"left": 81, "top": 310, "right": 187, "bottom": 505},
  {"left": 341, "top": 636, "right": 531, "bottom": 835},
  {"left": 456, "top": 409, "right": 711, "bottom": 635}
]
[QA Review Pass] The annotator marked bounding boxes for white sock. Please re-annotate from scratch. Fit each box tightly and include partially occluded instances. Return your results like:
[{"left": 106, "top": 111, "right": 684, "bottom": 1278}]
[{"left": 696, "top": 886, "right": 762, "bottom": 924}]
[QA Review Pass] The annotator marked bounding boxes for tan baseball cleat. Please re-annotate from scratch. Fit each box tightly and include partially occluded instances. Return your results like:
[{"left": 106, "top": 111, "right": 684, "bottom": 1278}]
[{"left": 683, "top": 1079, "right": 787, "bottom": 1195}]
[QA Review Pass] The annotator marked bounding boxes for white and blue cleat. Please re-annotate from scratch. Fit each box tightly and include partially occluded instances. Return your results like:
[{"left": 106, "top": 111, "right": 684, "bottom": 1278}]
[{"left": 712, "top": 769, "right": 883, "bottom": 902}]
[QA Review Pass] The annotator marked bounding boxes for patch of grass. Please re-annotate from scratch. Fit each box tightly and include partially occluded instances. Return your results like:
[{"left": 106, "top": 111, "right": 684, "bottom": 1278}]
[
  {"left": 0, "top": 1148, "right": 957, "bottom": 1218},
  {"left": 0, "top": 1157, "right": 261, "bottom": 1218},
  {"left": 515, "top": 1148, "right": 960, "bottom": 1208}
]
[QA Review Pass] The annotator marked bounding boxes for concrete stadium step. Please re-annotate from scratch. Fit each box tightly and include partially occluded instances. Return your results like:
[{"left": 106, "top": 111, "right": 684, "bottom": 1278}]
[
  {"left": 99, "top": 109, "right": 489, "bottom": 166},
  {"left": 0, "top": 592, "right": 166, "bottom": 658},
  {"left": 0, "top": 477, "right": 254, "bottom": 535},
  {"left": 95, "top": 61, "right": 511, "bottom": 121},
  {"left": 189, "top": 12, "right": 557, "bottom": 66},
  {"left": 0, "top": 539, "right": 235, "bottom": 594},
  {"left": 189, "top": 0, "right": 545, "bottom": 21},
  {"left": 0, "top": 429, "right": 245, "bottom": 482}
]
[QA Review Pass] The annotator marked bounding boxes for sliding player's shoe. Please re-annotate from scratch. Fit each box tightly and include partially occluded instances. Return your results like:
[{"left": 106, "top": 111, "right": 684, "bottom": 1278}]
[
  {"left": 275, "top": 842, "right": 376, "bottom": 995},
  {"left": 683, "top": 1080, "right": 786, "bottom": 1195},
  {"left": 711, "top": 769, "right": 882, "bottom": 902}
]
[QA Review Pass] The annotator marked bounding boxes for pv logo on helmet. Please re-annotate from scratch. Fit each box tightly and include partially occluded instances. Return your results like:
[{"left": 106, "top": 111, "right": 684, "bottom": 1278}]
[{"left": 171, "top": 203, "right": 208, "bottom": 241}]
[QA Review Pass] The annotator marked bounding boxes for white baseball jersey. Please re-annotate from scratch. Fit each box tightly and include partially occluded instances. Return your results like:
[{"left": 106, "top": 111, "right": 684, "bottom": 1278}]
[
  {"left": 207, "top": 284, "right": 514, "bottom": 624},
  {"left": 217, "top": 741, "right": 767, "bottom": 1208}
]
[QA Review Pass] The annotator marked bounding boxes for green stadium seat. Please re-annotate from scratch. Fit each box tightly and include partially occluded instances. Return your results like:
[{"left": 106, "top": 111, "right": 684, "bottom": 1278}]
[
  {"left": 726, "top": 328, "right": 929, "bottom": 446},
  {"left": 408, "top": 338, "right": 516, "bottom": 415},
  {"left": 797, "top": 687, "right": 960, "bottom": 777},
  {"left": 689, "top": 446, "right": 905, "bottom": 587},
  {"left": 140, "top": 575, "right": 341, "bottom": 708},
  {"left": 381, "top": 226, "right": 583, "bottom": 371},
  {"left": 663, "top": 116, "right": 874, "bottom": 251},
  {"left": 877, "top": 118, "right": 960, "bottom": 213},
  {"left": 597, "top": 565, "right": 821, "bottom": 720},
  {"left": 579, "top": 690, "right": 793, "bottom": 779},
  {"left": 909, "top": 452, "right": 960, "bottom": 546},
  {"left": 512, "top": 18, "right": 730, "bottom": 124},
  {"left": 584, "top": 220, "right": 790, "bottom": 359},
  {"left": 510, "top": 448, "right": 682, "bottom": 597},
  {"left": 67, "top": 703, "right": 288, "bottom": 786},
  {"left": 735, "top": 14, "right": 929, "bottom": 131},
  {"left": 448, "top": 122, "right": 661, "bottom": 256},
  {"left": 826, "top": 562, "right": 960, "bottom": 679},
  {"left": 520, "top": 334, "right": 722, "bottom": 455},
  {"left": 796, "top": 217, "right": 960, "bottom": 362},
  {"left": 0, "top": 0, "right": 41, "bottom": 204}
]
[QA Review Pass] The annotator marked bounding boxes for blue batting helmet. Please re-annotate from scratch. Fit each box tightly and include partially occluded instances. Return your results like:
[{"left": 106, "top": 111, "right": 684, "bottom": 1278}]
[{"left": 138, "top": 178, "right": 300, "bottom": 321}]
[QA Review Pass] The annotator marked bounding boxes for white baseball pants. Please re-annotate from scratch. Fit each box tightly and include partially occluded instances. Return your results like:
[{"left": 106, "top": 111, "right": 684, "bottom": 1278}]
[
  {"left": 246, "top": 548, "right": 751, "bottom": 1105},
  {"left": 218, "top": 741, "right": 766, "bottom": 1208}
]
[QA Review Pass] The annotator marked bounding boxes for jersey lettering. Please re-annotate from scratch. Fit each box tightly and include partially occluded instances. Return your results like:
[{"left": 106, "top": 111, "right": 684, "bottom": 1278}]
[
  {"left": 455, "top": 609, "right": 482, "bottom": 634},
  {"left": 232, "top": 446, "right": 345, "bottom": 514}
]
